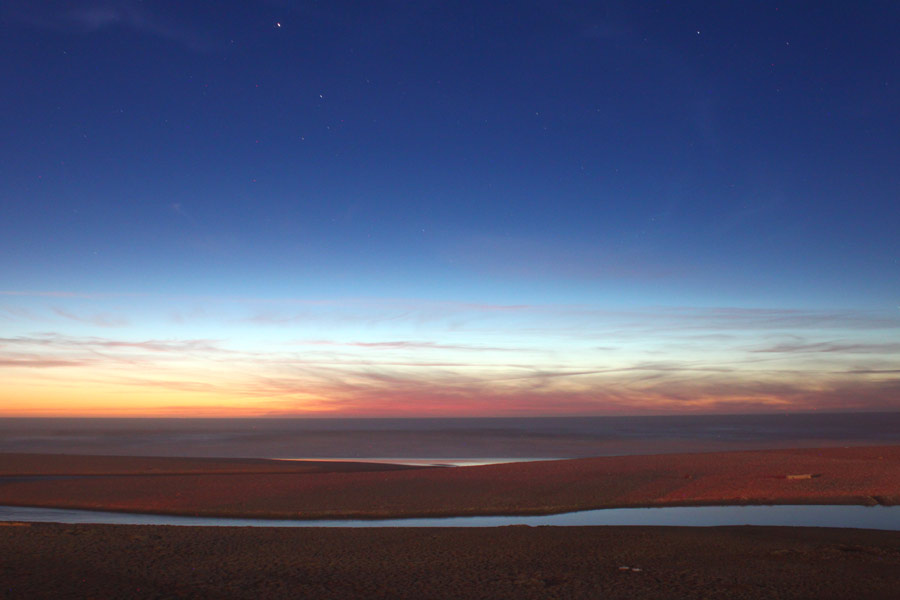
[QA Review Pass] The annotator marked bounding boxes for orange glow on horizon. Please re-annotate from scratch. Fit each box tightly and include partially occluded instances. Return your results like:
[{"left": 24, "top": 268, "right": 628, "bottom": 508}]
[{"left": 2, "top": 298, "right": 898, "bottom": 418}]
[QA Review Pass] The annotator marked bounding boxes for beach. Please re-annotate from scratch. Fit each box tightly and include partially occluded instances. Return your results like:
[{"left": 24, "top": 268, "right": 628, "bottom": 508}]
[
  {"left": 1, "top": 446, "right": 898, "bottom": 518},
  {"left": 1, "top": 446, "right": 899, "bottom": 598}
]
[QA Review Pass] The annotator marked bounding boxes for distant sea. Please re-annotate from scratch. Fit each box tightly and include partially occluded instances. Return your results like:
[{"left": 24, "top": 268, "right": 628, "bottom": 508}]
[{"left": 1, "top": 413, "right": 899, "bottom": 459}]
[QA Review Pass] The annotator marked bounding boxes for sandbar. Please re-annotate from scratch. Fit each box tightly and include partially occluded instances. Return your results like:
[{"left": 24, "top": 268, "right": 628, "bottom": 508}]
[{"left": 0, "top": 446, "right": 897, "bottom": 519}]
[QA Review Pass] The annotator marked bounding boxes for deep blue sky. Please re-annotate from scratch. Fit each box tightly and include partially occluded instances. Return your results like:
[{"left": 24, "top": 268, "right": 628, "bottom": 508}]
[{"left": 1, "top": 1, "right": 898, "bottom": 416}]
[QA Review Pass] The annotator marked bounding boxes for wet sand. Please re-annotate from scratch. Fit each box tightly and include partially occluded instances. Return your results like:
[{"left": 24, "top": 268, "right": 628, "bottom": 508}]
[
  {"left": 1, "top": 447, "right": 899, "bottom": 598},
  {"left": 1, "top": 446, "right": 898, "bottom": 518},
  {"left": 1, "top": 522, "right": 899, "bottom": 599}
]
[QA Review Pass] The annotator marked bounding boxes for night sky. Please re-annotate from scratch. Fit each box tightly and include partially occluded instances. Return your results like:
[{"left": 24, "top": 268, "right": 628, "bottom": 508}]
[{"left": 2, "top": 1, "right": 898, "bottom": 416}]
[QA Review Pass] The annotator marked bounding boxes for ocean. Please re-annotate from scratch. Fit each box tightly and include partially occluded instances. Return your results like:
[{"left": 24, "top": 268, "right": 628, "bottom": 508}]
[{"left": 1, "top": 412, "right": 898, "bottom": 459}]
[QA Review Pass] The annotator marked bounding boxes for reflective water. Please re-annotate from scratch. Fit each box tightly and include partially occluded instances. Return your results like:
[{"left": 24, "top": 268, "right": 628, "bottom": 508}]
[
  {"left": 2, "top": 504, "right": 898, "bottom": 530},
  {"left": 273, "top": 458, "right": 558, "bottom": 467}
]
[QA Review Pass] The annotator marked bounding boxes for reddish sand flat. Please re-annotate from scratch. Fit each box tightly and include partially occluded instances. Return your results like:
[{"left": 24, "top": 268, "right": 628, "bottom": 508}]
[
  {"left": 2, "top": 523, "right": 899, "bottom": 599},
  {"left": 0, "top": 446, "right": 898, "bottom": 518},
  {"left": 0, "top": 453, "right": 418, "bottom": 476}
]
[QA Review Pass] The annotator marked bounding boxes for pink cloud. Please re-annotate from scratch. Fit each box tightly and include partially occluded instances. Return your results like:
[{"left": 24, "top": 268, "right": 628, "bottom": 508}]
[
  {"left": 295, "top": 339, "right": 516, "bottom": 352},
  {"left": 0, "top": 358, "right": 87, "bottom": 368},
  {"left": 229, "top": 364, "right": 900, "bottom": 417}
]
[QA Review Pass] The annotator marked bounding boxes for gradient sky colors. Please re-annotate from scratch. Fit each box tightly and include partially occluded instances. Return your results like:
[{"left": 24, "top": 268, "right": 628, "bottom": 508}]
[{"left": 1, "top": 2, "right": 898, "bottom": 417}]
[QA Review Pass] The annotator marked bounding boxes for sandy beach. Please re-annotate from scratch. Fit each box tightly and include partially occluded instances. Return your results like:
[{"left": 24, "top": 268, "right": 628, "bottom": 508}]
[
  {"left": 1, "top": 446, "right": 898, "bottom": 518},
  {"left": 1, "top": 446, "right": 899, "bottom": 598}
]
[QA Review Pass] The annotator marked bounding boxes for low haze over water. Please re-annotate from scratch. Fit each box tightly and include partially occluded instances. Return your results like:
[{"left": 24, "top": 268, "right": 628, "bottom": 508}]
[{"left": 2, "top": 413, "right": 898, "bottom": 459}]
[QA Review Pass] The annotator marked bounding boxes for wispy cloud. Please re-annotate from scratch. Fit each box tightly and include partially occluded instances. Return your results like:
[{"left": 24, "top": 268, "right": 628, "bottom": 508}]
[
  {"left": 196, "top": 354, "right": 900, "bottom": 416},
  {"left": 0, "top": 333, "right": 528, "bottom": 373},
  {"left": 0, "top": 334, "right": 227, "bottom": 355},
  {"left": 295, "top": 339, "right": 516, "bottom": 352},
  {"left": 2, "top": 290, "right": 898, "bottom": 416},
  {"left": 751, "top": 341, "right": 900, "bottom": 354},
  {"left": 52, "top": 307, "right": 129, "bottom": 328},
  {"left": 242, "top": 368, "right": 900, "bottom": 417},
  {"left": 596, "top": 306, "right": 900, "bottom": 332},
  {"left": 0, "top": 305, "right": 39, "bottom": 321},
  {"left": 4, "top": 329, "right": 898, "bottom": 414},
  {"left": 10, "top": 290, "right": 896, "bottom": 332},
  {"left": 113, "top": 377, "right": 221, "bottom": 394},
  {"left": 4, "top": 0, "right": 214, "bottom": 51},
  {"left": 0, "top": 357, "right": 88, "bottom": 368}
]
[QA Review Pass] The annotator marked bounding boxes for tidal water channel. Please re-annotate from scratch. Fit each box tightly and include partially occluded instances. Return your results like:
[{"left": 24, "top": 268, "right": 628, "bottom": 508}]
[{"left": 2, "top": 504, "right": 899, "bottom": 530}]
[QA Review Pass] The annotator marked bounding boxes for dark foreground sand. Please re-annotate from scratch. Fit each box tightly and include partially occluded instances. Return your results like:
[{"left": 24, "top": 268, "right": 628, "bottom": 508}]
[{"left": 1, "top": 522, "right": 899, "bottom": 599}]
